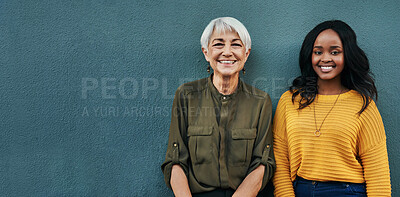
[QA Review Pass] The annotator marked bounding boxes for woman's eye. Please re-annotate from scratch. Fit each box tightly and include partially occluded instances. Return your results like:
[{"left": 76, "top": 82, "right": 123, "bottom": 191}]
[
  {"left": 331, "top": 51, "right": 340, "bottom": 55},
  {"left": 213, "top": 43, "right": 224, "bottom": 47},
  {"left": 232, "top": 43, "right": 242, "bottom": 47},
  {"left": 314, "top": 51, "right": 322, "bottom": 55}
]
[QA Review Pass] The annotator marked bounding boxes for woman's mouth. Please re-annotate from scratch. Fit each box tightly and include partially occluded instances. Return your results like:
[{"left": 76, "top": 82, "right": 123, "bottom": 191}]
[
  {"left": 318, "top": 65, "right": 336, "bottom": 73},
  {"left": 218, "top": 60, "right": 236, "bottom": 64}
]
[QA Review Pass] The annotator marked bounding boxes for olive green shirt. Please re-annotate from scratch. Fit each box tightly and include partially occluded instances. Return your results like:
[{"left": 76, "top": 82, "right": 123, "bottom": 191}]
[{"left": 161, "top": 75, "right": 275, "bottom": 194}]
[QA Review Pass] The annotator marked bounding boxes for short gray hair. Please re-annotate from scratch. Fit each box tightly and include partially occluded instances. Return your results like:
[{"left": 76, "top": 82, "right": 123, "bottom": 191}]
[{"left": 200, "top": 17, "right": 251, "bottom": 52}]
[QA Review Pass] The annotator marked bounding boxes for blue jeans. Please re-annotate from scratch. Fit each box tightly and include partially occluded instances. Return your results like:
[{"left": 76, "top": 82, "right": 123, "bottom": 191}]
[{"left": 293, "top": 177, "right": 367, "bottom": 197}]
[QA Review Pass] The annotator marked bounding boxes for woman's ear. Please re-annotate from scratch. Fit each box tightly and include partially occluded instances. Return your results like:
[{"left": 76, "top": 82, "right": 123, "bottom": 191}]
[
  {"left": 202, "top": 47, "right": 210, "bottom": 62},
  {"left": 245, "top": 48, "right": 251, "bottom": 61}
]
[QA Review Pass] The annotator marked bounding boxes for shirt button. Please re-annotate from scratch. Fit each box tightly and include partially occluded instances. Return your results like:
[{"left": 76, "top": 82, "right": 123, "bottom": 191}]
[
  {"left": 346, "top": 184, "right": 349, "bottom": 187},
  {"left": 312, "top": 181, "right": 316, "bottom": 185},
  {"left": 222, "top": 96, "right": 226, "bottom": 100},
  {"left": 266, "top": 145, "right": 270, "bottom": 148},
  {"left": 173, "top": 143, "right": 177, "bottom": 147}
]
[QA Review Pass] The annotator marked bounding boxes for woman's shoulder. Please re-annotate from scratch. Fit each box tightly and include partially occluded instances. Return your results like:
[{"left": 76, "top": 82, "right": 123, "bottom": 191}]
[
  {"left": 241, "top": 81, "right": 270, "bottom": 100},
  {"left": 281, "top": 90, "right": 293, "bottom": 97},
  {"left": 176, "top": 77, "right": 208, "bottom": 95},
  {"left": 279, "top": 90, "right": 294, "bottom": 102}
]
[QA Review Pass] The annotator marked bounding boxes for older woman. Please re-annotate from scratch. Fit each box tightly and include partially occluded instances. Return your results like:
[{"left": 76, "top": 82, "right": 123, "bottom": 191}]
[{"left": 161, "top": 17, "right": 275, "bottom": 197}]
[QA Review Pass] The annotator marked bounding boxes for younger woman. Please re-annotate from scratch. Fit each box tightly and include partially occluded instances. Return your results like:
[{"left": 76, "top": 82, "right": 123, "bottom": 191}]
[{"left": 273, "top": 20, "right": 391, "bottom": 196}]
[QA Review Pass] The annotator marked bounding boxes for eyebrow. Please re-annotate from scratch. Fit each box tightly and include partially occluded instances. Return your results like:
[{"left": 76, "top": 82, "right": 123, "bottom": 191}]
[
  {"left": 212, "top": 38, "right": 242, "bottom": 42},
  {"left": 314, "top": 46, "right": 342, "bottom": 49}
]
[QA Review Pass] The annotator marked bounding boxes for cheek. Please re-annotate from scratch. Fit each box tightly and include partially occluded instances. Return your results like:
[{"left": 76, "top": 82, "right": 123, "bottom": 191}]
[
  {"left": 208, "top": 49, "right": 220, "bottom": 60},
  {"left": 334, "top": 56, "right": 345, "bottom": 68},
  {"left": 234, "top": 50, "right": 246, "bottom": 60},
  {"left": 339, "top": 57, "right": 345, "bottom": 66},
  {"left": 311, "top": 55, "right": 319, "bottom": 66}
]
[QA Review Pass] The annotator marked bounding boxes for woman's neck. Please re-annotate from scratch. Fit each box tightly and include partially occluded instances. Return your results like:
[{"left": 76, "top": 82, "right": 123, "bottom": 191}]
[
  {"left": 212, "top": 73, "right": 239, "bottom": 95},
  {"left": 317, "top": 78, "right": 348, "bottom": 95}
]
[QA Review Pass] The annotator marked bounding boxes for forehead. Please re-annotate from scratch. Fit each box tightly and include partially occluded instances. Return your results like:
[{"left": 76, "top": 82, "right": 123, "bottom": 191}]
[
  {"left": 210, "top": 30, "right": 241, "bottom": 41},
  {"left": 314, "top": 29, "right": 342, "bottom": 46}
]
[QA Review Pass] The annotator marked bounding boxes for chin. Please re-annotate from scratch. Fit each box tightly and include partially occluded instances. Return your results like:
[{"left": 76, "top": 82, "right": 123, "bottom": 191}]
[
  {"left": 216, "top": 70, "right": 240, "bottom": 77},
  {"left": 317, "top": 74, "right": 341, "bottom": 81}
]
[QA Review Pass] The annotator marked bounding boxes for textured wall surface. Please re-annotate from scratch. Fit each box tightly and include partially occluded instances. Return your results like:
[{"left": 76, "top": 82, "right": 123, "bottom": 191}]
[{"left": 1, "top": 0, "right": 399, "bottom": 196}]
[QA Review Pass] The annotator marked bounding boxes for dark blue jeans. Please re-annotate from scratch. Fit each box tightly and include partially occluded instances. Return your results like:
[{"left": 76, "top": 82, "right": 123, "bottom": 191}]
[{"left": 293, "top": 177, "right": 367, "bottom": 197}]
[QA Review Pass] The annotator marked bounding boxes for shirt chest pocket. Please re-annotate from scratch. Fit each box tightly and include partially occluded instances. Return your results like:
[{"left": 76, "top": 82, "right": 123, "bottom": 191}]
[
  {"left": 187, "top": 126, "right": 214, "bottom": 165},
  {"left": 229, "top": 128, "right": 257, "bottom": 166}
]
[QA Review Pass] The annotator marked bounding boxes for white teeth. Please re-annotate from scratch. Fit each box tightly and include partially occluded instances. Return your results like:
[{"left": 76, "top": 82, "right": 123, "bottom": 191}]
[
  {"left": 321, "top": 66, "right": 332, "bottom": 69},
  {"left": 219, "top": 61, "right": 235, "bottom": 64}
]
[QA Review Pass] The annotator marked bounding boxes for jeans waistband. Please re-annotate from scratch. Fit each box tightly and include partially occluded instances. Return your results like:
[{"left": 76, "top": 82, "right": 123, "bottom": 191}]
[
  {"left": 295, "top": 176, "right": 366, "bottom": 186},
  {"left": 293, "top": 176, "right": 367, "bottom": 196}
]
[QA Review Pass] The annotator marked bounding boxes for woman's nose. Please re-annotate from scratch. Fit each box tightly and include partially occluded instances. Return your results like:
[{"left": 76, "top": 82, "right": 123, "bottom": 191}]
[
  {"left": 321, "top": 54, "right": 332, "bottom": 62},
  {"left": 222, "top": 46, "right": 233, "bottom": 56}
]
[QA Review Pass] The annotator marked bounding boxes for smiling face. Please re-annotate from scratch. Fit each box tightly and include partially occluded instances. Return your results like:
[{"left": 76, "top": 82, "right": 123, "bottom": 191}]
[
  {"left": 312, "top": 29, "right": 344, "bottom": 82},
  {"left": 202, "top": 30, "right": 250, "bottom": 78}
]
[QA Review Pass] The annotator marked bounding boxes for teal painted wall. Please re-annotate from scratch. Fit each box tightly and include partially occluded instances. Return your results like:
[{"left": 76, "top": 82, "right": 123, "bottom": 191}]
[{"left": 1, "top": 0, "right": 399, "bottom": 196}]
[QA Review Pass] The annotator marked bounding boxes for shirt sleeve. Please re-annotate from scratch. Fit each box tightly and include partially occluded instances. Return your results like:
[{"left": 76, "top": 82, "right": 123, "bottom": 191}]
[
  {"left": 161, "top": 86, "right": 190, "bottom": 190},
  {"left": 272, "top": 92, "right": 295, "bottom": 197},
  {"left": 358, "top": 100, "right": 391, "bottom": 196},
  {"left": 247, "top": 94, "right": 276, "bottom": 191}
]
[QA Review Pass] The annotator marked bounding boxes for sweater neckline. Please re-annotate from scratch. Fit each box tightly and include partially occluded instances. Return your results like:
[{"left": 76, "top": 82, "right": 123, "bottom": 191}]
[{"left": 316, "top": 89, "right": 358, "bottom": 101}]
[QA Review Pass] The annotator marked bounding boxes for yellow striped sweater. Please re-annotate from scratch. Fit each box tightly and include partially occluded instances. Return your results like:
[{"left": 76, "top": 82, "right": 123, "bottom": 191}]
[{"left": 273, "top": 90, "right": 391, "bottom": 196}]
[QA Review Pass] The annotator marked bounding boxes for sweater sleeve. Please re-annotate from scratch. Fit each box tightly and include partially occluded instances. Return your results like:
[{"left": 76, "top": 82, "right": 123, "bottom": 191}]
[
  {"left": 161, "top": 86, "right": 190, "bottom": 190},
  {"left": 272, "top": 92, "right": 295, "bottom": 197},
  {"left": 358, "top": 100, "right": 391, "bottom": 196}
]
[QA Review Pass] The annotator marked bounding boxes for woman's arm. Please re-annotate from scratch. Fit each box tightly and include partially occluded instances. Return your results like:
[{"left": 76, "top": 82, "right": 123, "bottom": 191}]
[
  {"left": 358, "top": 101, "right": 391, "bottom": 196},
  {"left": 234, "top": 94, "right": 275, "bottom": 196},
  {"left": 272, "top": 92, "right": 295, "bottom": 197},
  {"left": 161, "top": 87, "right": 190, "bottom": 192},
  {"left": 272, "top": 136, "right": 294, "bottom": 197},
  {"left": 171, "top": 164, "right": 192, "bottom": 197},
  {"left": 232, "top": 165, "right": 265, "bottom": 197}
]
